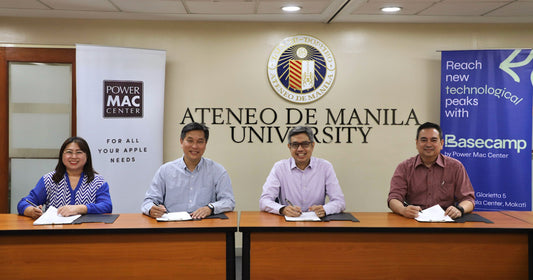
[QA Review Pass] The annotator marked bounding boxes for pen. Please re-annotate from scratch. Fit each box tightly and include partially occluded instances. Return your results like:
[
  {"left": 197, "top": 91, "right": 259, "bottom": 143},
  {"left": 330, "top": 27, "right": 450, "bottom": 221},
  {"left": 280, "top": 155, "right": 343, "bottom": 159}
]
[
  {"left": 285, "top": 199, "right": 294, "bottom": 206},
  {"left": 153, "top": 201, "right": 168, "bottom": 213},
  {"left": 25, "top": 199, "right": 38, "bottom": 208},
  {"left": 403, "top": 201, "right": 422, "bottom": 213},
  {"left": 285, "top": 199, "right": 302, "bottom": 215}
]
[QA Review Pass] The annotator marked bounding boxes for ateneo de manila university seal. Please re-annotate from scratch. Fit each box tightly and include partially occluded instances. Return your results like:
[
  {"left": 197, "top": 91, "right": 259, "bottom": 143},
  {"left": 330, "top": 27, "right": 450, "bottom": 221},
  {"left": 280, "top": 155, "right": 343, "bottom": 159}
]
[{"left": 267, "top": 35, "right": 336, "bottom": 104}]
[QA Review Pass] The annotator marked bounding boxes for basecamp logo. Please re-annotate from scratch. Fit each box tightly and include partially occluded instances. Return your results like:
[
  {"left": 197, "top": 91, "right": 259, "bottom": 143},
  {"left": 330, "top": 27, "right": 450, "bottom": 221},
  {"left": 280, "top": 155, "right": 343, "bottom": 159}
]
[
  {"left": 267, "top": 35, "right": 336, "bottom": 104},
  {"left": 103, "top": 80, "right": 143, "bottom": 118}
]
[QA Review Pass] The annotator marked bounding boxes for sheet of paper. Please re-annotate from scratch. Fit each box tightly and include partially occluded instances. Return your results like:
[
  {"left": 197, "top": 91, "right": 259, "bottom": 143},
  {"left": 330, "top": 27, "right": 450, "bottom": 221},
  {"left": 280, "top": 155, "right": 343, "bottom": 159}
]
[
  {"left": 415, "top": 204, "right": 454, "bottom": 222},
  {"left": 285, "top": 211, "right": 321, "bottom": 222},
  {"left": 157, "top": 211, "right": 192, "bottom": 221},
  {"left": 33, "top": 206, "right": 81, "bottom": 225}
]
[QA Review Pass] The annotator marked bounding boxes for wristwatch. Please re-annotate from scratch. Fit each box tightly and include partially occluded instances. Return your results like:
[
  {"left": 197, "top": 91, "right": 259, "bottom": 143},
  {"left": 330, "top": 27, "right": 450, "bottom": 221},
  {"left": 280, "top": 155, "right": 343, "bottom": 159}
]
[
  {"left": 207, "top": 203, "right": 214, "bottom": 214},
  {"left": 454, "top": 205, "right": 465, "bottom": 216}
]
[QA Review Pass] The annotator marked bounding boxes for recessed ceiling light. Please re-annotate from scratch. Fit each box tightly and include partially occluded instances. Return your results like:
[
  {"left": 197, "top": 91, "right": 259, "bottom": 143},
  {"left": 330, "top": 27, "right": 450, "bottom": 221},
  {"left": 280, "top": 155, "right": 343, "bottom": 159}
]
[
  {"left": 282, "top": 6, "right": 301, "bottom": 12},
  {"left": 381, "top": 6, "right": 402, "bottom": 13}
]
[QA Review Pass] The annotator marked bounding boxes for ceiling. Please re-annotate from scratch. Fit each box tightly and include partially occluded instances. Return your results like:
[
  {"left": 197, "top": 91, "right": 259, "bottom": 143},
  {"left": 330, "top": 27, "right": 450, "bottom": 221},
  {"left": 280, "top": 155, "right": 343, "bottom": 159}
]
[{"left": 0, "top": 0, "right": 532, "bottom": 24}]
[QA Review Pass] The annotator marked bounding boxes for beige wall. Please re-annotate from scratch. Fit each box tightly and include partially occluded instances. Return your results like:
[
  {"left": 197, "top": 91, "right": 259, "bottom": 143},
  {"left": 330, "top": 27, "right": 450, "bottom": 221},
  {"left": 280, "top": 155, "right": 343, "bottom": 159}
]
[{"left": 1, "top": 18, "right": 533, "bottom": 214}]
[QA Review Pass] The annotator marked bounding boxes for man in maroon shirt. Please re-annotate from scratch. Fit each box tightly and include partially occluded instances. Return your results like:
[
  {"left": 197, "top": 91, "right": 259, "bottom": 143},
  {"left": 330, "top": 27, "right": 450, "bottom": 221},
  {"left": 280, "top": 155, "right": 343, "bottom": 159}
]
[{"left": 388, "top": 122, "right": 475, "bottom": 219}]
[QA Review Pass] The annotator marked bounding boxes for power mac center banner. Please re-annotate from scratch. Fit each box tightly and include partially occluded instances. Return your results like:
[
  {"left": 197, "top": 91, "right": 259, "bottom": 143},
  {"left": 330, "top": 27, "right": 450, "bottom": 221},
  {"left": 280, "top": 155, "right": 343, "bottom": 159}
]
[
  {"left": 440, "top": 49, "right": 533, "bottom": 211},
  {"left": 76, "top": 44, "right": 166, "bottom": 213}
]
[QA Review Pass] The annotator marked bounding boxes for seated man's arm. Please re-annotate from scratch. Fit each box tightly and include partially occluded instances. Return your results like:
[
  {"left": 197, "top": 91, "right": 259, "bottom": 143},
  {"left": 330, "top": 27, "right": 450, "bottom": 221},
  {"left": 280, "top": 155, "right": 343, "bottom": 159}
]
[
  {"left": 389, "top": 199, "right": 421, "bottom": 218},
  {"left": 445, "top": 161, "right": 476, "bottom": 219},
  {"left": 211, "top": 169, "right": 235, "bottom": 214},
  {"left": 388, "top": 161, "right": 421, "bottom": 218},
  {"left": 459, "top": 200, "right": 474, "bottom": 214},
  {"left": 191, "top": 167, "right": 235, "bottom": 220},
  {"left": 445, "top": 200, "right": 475, "bottom": 219},
  {"left": 259, "top": 164, "right": 285, "bottom": 215},
  {"left": 141, "top": 167, "right": 166, "bottom": 218},
  {"left": 321, "top": 163, "right": 345, "bottom": 215}
]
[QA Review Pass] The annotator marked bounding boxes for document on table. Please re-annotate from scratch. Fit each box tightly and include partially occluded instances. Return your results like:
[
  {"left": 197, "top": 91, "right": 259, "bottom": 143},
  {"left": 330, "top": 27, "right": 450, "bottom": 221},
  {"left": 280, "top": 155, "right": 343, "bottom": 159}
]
[
  {"left": 415, "top": 204, "right": 454, "bottom": 222},
  {"left": 285, "top": 211, "right": 321, "bottom": 222},
  {"left": 33, "top": 206, "right": 81, "bottom": 225},
  {"left": 156, "top": 211, "right": 193, "bottom": 222}
]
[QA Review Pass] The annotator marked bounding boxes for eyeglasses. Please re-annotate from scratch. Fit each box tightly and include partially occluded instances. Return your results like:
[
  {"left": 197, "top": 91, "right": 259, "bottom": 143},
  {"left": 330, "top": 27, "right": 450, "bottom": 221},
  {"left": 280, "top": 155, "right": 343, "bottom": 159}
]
[
  {"left": 64, "top": 150, "right": 85, "bottom": 156},
  {"left": 289, "top": 141, "right": 312, "bottom": 149}
]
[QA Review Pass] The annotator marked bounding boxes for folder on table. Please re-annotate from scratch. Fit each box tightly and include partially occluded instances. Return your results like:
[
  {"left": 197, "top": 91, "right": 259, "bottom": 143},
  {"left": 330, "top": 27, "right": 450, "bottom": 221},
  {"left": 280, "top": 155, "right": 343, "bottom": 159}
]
[{"left": 72, "top": 214, "right": 120, "bottom": 224}]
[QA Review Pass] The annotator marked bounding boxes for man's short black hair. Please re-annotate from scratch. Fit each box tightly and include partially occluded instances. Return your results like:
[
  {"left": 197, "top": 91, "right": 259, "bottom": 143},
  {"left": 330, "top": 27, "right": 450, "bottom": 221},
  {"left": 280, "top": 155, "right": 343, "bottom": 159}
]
[
  {"left": 288, "top": 126, "right": 315, "bottom": 143},
  {"left": 416, "top": 122, "right": 443, "bottom": 140},
  {"left": 180, "top": 122, "right": 209, "bottom": 141}
]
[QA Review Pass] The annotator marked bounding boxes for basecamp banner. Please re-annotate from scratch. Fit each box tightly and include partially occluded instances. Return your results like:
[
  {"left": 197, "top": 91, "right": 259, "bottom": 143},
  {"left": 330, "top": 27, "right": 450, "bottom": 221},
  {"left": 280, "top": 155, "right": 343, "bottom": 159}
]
[
  {"left": 76, "top": 44, "right": 166, "bottom": 213},
  {"left": 440, "top": 49, "right": 532, "bottom": 211}
]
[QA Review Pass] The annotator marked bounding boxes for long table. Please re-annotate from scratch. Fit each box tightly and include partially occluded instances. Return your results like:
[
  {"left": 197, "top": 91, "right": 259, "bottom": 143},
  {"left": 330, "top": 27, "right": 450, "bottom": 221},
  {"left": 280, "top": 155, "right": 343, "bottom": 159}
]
[
  {"left": 502, "top": 210, "right": 533, "bottom": 225},
  {"left": 0, "top": 212, "right": 237, "bottom": 280},
  {"left": 239, "top": 211, "right": 532, "bottom": 280}
]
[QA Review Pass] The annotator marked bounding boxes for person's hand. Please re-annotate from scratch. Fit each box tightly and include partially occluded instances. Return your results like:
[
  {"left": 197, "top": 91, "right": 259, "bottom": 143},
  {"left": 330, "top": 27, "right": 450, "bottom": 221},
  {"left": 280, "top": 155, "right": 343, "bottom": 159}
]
[
  {"left": 281, "top": 205, "right": 302, "bottom": 217},
  {"left": 57, "top": 205, "right": 86, "bottom": 217},
  {"left": 309, "top": 205, "right": 326, "bottom": 218},
  {"left": 149, "top": 204, "right": 167, "bottom": 218},
  {"left": 445, "top": 205, "right": 462, "bottom": 219},
  {"left": 401, "top": 205, "right": 422, "bottom": 218},
  {"left": 191, "top": 206, "right": 212, "bottom": 220},
  {"left": 24, "top": 206, "right": 43, "bottom": 219}
]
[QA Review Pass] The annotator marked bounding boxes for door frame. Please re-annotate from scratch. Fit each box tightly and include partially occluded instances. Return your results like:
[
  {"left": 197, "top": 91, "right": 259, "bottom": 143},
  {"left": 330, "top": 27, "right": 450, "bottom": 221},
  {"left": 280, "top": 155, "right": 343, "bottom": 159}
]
[{"left": 0, "top": 46, "right": 76, "bottom": 212}]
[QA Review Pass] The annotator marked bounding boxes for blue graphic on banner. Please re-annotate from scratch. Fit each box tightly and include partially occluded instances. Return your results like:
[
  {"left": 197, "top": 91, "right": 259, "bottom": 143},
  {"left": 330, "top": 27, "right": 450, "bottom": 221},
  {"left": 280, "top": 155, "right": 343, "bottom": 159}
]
[{"left": 440, "top": 49, "right": 532, "bottom": 211}]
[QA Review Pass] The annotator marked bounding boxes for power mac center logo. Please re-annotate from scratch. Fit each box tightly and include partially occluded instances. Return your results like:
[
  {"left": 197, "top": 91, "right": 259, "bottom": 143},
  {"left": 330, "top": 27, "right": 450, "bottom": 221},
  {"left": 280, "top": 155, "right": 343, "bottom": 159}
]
[
  {"left": 267, "top": 35, "right": 336, "bottom": 104},
  {"left": 103, "top": 80, "right": 143, "bottom": 118}
]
